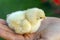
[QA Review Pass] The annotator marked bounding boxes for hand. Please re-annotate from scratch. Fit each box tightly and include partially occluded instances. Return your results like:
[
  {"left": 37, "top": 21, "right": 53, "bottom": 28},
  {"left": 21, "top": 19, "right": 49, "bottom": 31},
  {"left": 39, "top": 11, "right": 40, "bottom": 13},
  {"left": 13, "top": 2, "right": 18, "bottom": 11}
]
[
  {"left": 0, "top": 19, "right": 41, "bottom": 40},
  {"left": 40, "top": 17, "right": 60, "bottom": 40},
  {"left": 1, "top": 17, "right": 60, "bottom": 40}
]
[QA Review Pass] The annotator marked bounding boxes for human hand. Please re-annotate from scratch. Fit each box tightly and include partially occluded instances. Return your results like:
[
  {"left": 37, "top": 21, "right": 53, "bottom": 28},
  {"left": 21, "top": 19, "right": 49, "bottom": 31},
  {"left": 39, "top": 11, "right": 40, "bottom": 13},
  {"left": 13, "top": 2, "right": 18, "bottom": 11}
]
[
  {"left": 40, "top": 17, "right": 60, "bottom": 40},
  {"left": 1, "top": 17, "right": 60, "bottom": 40}
]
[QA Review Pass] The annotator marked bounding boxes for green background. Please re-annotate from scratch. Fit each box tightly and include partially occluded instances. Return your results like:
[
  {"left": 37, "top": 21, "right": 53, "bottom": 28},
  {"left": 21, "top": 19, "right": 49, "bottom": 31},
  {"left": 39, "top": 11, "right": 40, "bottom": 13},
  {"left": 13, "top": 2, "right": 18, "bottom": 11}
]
[{"left": 0, "top": 0, "right": 60, "bottom": 40}]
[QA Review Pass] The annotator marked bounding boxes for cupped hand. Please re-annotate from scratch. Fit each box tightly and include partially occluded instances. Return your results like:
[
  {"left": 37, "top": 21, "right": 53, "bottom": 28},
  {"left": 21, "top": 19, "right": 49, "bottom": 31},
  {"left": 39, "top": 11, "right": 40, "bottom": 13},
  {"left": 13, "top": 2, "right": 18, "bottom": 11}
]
[{"left": 1, "top": 17, "right": 60, "bottom": 40}]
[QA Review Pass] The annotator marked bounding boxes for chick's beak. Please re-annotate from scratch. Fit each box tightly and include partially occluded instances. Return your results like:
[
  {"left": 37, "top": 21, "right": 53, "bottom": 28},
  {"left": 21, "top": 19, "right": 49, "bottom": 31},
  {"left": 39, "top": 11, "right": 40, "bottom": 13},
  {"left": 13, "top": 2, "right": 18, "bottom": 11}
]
[{"left": 40, "top": 16, "right": 46, "bottom": 19}]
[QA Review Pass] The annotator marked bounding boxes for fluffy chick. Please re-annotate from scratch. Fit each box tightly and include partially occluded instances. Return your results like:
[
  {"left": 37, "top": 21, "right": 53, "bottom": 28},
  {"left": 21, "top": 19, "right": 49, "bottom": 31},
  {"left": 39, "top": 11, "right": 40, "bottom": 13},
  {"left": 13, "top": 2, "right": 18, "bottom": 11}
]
[{"left": 6, "top": 8, "right": 46, "bottom": 34}]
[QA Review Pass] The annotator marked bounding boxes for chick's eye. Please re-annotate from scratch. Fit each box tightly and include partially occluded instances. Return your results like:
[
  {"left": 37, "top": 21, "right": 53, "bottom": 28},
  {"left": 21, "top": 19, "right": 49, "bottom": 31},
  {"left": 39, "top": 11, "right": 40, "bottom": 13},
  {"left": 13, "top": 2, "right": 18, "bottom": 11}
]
[{"left": 40, "top": 17, "right": 42, "bottom": 19}]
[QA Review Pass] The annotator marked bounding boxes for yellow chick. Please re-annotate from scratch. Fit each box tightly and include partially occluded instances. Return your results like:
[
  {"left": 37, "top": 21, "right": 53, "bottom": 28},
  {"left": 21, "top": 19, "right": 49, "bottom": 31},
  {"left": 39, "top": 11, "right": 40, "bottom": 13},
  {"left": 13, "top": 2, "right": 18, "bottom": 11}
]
[{"left": 6, "top": 8, "right": 46, "bottom": 34}]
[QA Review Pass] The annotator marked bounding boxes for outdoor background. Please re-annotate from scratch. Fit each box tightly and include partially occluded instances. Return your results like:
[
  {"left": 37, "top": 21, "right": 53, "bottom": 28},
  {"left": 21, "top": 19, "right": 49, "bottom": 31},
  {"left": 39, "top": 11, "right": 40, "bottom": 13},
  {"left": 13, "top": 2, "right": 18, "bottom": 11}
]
[{"left": 0, "top": 0, "right": 60, "bottom": 40}]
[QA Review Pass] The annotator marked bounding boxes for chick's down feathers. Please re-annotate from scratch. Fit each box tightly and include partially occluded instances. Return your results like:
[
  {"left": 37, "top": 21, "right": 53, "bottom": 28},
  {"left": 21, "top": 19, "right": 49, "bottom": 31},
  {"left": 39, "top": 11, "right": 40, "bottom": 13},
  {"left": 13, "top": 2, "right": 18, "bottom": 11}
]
[{"left": 7, "top": 8, "right": 46, "bottom": 34}]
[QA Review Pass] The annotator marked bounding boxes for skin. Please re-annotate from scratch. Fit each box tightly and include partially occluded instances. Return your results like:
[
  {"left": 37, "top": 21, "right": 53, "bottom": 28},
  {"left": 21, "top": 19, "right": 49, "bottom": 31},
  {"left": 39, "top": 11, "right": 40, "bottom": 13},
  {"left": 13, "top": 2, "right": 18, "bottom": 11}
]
[
  {"left": 0, "top": 17, "right": 60, "bottom": 40},
  {"left": 40, "top": 17, "right": 60, "bottom": 40}
]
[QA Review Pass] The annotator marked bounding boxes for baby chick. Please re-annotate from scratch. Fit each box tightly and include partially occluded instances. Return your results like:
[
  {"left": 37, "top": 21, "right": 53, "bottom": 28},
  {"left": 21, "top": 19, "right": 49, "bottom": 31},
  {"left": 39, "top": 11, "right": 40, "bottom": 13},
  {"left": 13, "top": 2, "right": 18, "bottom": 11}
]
[{"left": 6, "top": 8, "right": 46, "bottom": 34}]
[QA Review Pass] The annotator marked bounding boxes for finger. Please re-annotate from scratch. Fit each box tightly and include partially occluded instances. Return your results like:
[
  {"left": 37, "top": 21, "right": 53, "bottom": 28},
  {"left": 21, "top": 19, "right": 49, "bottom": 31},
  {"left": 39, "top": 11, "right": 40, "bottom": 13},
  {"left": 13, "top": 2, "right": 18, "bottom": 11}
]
[
  {"left": 0, "top": 28, "right": 16, "bottom": 40},
  {"left": 0, "top": 23, "right": 13, "bottom": 33},
  {"left": 0, "top": 28, "right": 25, "bottom": 40},
  {"left": 14, "top": 35, "right": 24, "bottom": 40},
  {"left": 23, "top": 33, "right": 35, "bottom": 40},
  {"left": 0, "top": 19, "right": 6, "bottom": 25}
]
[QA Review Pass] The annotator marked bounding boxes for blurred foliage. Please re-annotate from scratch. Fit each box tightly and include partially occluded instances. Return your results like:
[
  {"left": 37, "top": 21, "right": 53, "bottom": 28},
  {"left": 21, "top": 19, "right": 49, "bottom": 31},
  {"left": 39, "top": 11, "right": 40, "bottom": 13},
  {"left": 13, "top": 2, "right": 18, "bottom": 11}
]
[
  {"left": 0, "top": 0, "right": 41, "bottom": 19},
  {"left": 0, "top": 0, "right": 60, "bottom": 19},
  {"left": 0, "top": 37, "right": 5, "bottom": 40},
  {"left": 0, "top": 0, "right": 60, "bottom": 40}
]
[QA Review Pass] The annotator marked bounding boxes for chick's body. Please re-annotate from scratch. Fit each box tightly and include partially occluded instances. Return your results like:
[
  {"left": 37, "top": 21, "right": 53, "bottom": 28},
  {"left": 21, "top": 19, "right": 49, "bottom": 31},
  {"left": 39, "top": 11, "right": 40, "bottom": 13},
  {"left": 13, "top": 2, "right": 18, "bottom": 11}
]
[
  {"left": 7, "top": 8, "right": 46, "bottom": 34},
  {"left": 7, "top": 11, "right": 31, "bottom": 34}
]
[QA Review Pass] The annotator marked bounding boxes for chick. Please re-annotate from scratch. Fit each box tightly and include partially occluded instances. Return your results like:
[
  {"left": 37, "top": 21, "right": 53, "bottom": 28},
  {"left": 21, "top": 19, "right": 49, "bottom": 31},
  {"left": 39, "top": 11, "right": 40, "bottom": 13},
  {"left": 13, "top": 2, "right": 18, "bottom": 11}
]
[{"left": 6, "top": 8, "right": 46, "bottom": 34}]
